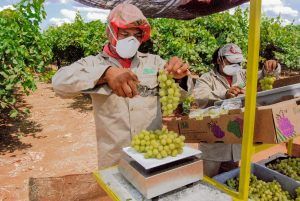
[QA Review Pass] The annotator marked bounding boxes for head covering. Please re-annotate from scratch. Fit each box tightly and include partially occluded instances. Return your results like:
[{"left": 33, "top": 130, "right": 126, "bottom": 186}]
[
  {"left": 106, "top": 3, "right": 151, "bottom": 46},
  {"left": 218, "top": 43, "right": 244, "bottom": 64}
]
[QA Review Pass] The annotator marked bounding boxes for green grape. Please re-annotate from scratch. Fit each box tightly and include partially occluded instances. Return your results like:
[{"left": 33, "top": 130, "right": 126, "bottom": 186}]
[
  {"left": 177, "top": 148, "right": 183, "bottom": 154},
  {"left": 167, "top": 104, "right": 173, "bottom": 110},
  {"left": 140, "top": 140, "right": 146, "bottom": 146},
  {"left": 161, "top": 138, "right": 167, "bottom": 145},
  {"left": 174, "top": 138, "right": 181, "bottom": 144},
  {"left": 160, "top": 74, "right": 167, "bottom": 82},
  {"left": 179, "top": 136, "right": 185, "bottom": 141},
  {"left": 164, "top": 145, "right": 170, "bottom": 152},
  {"left": 267, "top": 158, "right": 300, "bottom": 181},
  {"left": 161, "top": 150, "right": 168, "bottom": 158},
  {"left": 171, "top": 150, "right": 178, "bottom": 157},
  {"left": 159, "top": 82, "right": 166, "bottom": 88},
  {"left": 169, "top": 143, "right": 175, "bottom": 150},
  {"left": 166, "top": 80, "right": 172, "bottom": 86},
  {"left": 260, "top": 76, "right": 276, "bottom": 91},
  {"left": 134, "top": 145, "right": 140, "bottom": 152},
  {"left": 150, "top": 133, "right": 155, "bottom": 139},
  {"left": 146, "top": 150, "right": 153, "bottom": 157},
  {"left": 135, "top": 139, "right": 141, "bottom": 145},
  {"left": 167, "top": 88, "right": 174, "bottom": 95},
  {"left": 130, "top": 128, "right": 185, "bottom": 159},
  {"left": 226, "top": 174, "right": 294, "bottom": 200},
  {"left": 159, "top": 89, "right": 167, "bottom": 96},
  {"left": 158, "top": 70, "right": 181, "bottom": 116}
]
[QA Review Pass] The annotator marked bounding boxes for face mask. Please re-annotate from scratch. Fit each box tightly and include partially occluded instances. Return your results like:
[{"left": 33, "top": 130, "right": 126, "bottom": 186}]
[
  {"left": 220, "top": 56, "right": 241, "bottom": 76},
  {"left": 223, "top": 64, "right": 242, "bottom": 76},
  {"left": 108, "top": 25, "right": 141, "bottom": 59}
]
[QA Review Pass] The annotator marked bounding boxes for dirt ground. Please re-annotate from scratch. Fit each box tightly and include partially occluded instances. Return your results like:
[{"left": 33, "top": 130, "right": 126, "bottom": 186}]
[
  {"left": 0, "top": 83, "right": 102, "bottom": 201},
  {"left": 0, "top": 82, "right": 299, "bottom": 201}
]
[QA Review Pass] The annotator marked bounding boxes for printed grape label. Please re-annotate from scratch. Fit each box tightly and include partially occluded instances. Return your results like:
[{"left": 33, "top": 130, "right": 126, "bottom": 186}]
[{"left": 275, "top": 110, "right": 296, "bottom": 142}]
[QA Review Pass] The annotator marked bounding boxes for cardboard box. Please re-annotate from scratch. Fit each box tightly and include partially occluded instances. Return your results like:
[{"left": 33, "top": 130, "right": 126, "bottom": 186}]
[
  {"left": 165, "top": 98, "right": 300, "bottom": 144},
  {"left": 273, "top": 75, "right": 300, "bottom": 89},
  {"left": 257, "top": 153, "right": 299, "bottom": 183},
  {"left": 213, "top": 163, "right": 300, "bottom": 197},
  {"left": 292, "top": 143, "right": 300, "bottom": 157}
]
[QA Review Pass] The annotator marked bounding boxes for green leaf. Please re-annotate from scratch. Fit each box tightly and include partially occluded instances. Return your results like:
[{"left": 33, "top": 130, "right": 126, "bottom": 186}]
[
  {"left": 24, "top": 108, "right": 30, "bottom": 114},
  {"left": 9, "top": 109, "right": 18, "bottom": 118}
]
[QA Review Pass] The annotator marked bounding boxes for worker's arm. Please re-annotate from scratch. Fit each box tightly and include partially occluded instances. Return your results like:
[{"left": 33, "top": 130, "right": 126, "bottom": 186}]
[
  {"left": 52, "top": 55, "right": 111, "bottom": 98},
  {"left": 192, "top": 74, "right": 225, "bottom": 108}
]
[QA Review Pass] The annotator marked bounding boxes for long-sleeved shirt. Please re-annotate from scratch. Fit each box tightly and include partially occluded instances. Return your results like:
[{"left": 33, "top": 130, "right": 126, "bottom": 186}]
[{"left": 52, "top": 51, "right": 166, "bottom": 169}]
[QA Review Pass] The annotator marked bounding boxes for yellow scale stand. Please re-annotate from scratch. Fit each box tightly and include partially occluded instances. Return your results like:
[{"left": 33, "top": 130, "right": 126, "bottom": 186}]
[
  {"left": 94, "top": 0, "right": 296, "bottom": 200},
  {"left": 203, "top": 0, "right": 295, "bottom": 200},
  {"left": 203, "top": 0, "right": 264, "bottom": 199}
]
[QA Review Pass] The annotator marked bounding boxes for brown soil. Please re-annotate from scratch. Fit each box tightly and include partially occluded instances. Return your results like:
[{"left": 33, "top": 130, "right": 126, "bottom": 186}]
[{"left": 0, "top": 83, "right": 110, "bottom": 201}]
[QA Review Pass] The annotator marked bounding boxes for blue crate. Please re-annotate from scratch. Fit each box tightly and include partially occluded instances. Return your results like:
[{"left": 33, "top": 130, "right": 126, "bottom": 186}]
[
  {"left": 258, "top": 153, "right": 300, "bottom": 184},
  {"left": 213, "top": 163, "right": 300, "bottom": 197}
]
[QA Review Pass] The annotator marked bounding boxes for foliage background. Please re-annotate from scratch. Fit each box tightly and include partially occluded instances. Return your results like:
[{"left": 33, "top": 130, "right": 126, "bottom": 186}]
[
  {"left": 45, "top": 8, "right": 300, "bottom": 73},
  {"left": 1, "top": 0, "right": 299, "bottom": 117}
]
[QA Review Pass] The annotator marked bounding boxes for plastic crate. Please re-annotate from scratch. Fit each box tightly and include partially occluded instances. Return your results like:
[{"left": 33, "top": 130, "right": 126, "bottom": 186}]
[
  {"left": 214, "top": 83, "right": 300, "bottom": 106},
  {"left": 213, "top": 163, "right": 300, "bottom": 197},
  {"left": 257, "top": 153, "right": 299, "bottom": 184}
]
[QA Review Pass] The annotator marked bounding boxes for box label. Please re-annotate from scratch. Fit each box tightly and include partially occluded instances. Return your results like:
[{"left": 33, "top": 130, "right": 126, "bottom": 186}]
[
  {"left": 227, "top": 117, "right": 243, "bottom": 138},
  {"left": 275, "top": 110, "right": 296, "bottom": 142},
  {"left": 208, "top": 121, "right": 225, "bottom": 138}
]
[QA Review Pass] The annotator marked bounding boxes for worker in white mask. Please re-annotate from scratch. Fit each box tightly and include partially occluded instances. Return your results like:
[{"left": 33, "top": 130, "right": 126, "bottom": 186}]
[
  {"left": 52, "top": 3, "right": 190, "bottom": 170},
  {"left": 192, "top": 43, "right": 281, "bottom": 177}
]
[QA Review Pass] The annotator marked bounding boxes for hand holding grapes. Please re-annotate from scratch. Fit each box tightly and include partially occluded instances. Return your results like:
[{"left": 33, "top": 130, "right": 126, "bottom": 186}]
[
  {"left": 164, "top": 56, "right": 190, "bottom": 79},
  {"left": 225, "top": 86, "right": 245, "bottom": 99},
  {"left": 264, "top": 60, "right": 278, "bottom": 73}
]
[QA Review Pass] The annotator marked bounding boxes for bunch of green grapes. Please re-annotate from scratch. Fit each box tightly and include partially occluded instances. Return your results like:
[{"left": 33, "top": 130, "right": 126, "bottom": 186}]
[
  {"left": 157, "top": 70, "right": 181, "bottom": 116},
  {"left": 226, "top": 175, "right": 293, "bottom": 201},
  {"left": 131, "top": 127, "right": 185, "bottom": 159},
  {"left": 226, "top": 177, "right": 238, "bottom": 190},
  {"left": 259, "top": 76, "right": 276, "bottom": 91},
  {"left": 267, "top": 158, "right": 300, "bottom": 181},
  {"left": 296, "top": 187, "right": 300, "bottom": 201},
  {"left": 182, "top": 95, "right": 195, "bottom": 115}
]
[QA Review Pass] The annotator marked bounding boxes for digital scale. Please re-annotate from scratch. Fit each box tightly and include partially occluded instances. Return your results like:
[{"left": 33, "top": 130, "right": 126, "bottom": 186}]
[{"left": 118, "top": 146, "right": 203, "bottom": 199}]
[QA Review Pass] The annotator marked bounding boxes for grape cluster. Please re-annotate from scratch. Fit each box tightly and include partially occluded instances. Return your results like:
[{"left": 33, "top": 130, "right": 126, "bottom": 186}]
[
  {"left": 157, "top": 70, "right": 181, "bottom": 116},
  {"left": 182, "top": 95, "right": 195, "bottom": 115},
  {"left": 226, "top": 174, "right": 295, "bottom": 201},
  {"left": 259, "top": 76, "right": 276, "bottom": 91},
  {"left": 131, "top": 127, "right": 185, "bottom": 159},
  {"left": 296, "top": 187, "right": 300, "bottom": 201},
  {"left": 267, "top": 158, "right": 300, "bottom": 181}
]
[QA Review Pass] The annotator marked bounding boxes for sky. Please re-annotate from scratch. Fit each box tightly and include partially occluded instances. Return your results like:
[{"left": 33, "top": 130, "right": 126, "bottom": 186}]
[{"left": 0, "top": 0, "right": 299, "bottom": 30}]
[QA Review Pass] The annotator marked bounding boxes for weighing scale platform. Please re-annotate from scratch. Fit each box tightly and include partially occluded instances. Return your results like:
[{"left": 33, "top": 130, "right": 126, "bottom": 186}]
[{"left": 93, "top": 166, "right": 232, "bottom": 201}]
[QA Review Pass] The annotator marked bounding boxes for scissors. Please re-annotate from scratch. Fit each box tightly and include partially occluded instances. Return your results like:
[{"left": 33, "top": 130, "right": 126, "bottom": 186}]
[{"left": 137, "top": 84, "right": 159, "bottom": 97}]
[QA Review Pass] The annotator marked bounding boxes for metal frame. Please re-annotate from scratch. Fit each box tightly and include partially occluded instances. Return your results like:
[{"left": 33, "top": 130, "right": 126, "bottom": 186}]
[
  {"left": 93, "top": 0, "right": 296, "bottom": 200},
  {"left": 203, "top": 1, "right": 295, "bottom": 200},
  {"left": 203, "top": 1, "right": 262, "bottom": 200}
]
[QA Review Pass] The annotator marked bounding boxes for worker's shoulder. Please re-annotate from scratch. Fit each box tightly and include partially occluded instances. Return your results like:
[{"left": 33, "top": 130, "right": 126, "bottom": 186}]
[
  {"left": 199, "top": 70, "right": 216, "bottom": 81},
  {"left": 75, "top": 54, "right": 107, "bottom": 66}
]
